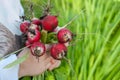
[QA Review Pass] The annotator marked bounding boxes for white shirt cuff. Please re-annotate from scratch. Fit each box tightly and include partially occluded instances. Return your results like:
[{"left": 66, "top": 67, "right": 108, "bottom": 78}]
[{"left": 0, "top": 54, "right": 19, "bottom": 80}]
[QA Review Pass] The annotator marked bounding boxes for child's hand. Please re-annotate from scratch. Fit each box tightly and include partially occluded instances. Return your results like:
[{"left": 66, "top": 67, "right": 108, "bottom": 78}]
[{"left": 18, "top": 44, "right": 61, "bottom": 78}]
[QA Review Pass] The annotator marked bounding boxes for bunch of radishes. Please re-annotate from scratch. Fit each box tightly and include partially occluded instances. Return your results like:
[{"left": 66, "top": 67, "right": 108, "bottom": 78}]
[
  {"left": 19, "top": 0, "right": 75, "bottom": 60},
  {"left": 19, "top": 14, "right": 74, "bottom": 60}
]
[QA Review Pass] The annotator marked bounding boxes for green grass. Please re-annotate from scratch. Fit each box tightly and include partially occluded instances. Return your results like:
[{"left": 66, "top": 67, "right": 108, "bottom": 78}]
[{"left": 20, "top": 0, "right": 120, "bottom": 80}]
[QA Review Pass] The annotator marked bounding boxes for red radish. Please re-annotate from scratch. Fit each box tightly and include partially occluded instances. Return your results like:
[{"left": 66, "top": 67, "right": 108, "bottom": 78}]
[
  {"left": 25, "top": 40, "right": 31, "bottom": 47},
  {"left": 20, "top": 21, "right": 30, "bottom": 33},
  {"left": 29, "top": 24, "right": 40, "bottom": 30},
  {"left": 31, "top": 18, "right": 42, "bottom": 26},
  {"left": 30, "top": 42, "right": 46, "bottom": 57},
  {"left": 27, "top": 29, "right": 41, "bottom": 43},
  {"left": 57, "top": 28, "right": 73, "bottom": 43},
  {"left": 50, "top": 43, "right": 67, "bottom": 60},
  {"left": 41, "top": 15, "right": 58, "bottom": 32}
]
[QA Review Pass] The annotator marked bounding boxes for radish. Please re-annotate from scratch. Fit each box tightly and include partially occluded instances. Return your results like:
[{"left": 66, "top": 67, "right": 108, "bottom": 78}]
[
  {"left": 31, "top": 18, "right": 41, "bottom": 25},
  {"left": 50, "top": 43, "right": 67, "bottom": 60},
  {"left": 31, "top": 18, "right": 42, "bottom": 30},
  {"left": 54, "top": 12, "right": 82, "bottom": 43},
  {"left": 41, "top": 15, "right": 58, "bottom": 32},
  {"left": 30, "top": 42, "right": 46, "bottom": 57},
  {"left": 25, "top": 40, "right": 31, "bottom": 47},
  {"left": 27, "top": 29, "right": 41, "bottom": 43},
  {"left": 29, "top": 24, "right": 40, "bottom": 31},
  {"left": 20, "top": 21, "right": 30, "bottom": 33},
  {"left": 57, "top": 28, "right": 73, "bottom": 43}
]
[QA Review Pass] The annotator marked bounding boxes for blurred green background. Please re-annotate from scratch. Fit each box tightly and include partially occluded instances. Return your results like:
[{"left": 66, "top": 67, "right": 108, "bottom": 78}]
[{"left": 20, "top": 0, "right": 120, "bottom": 80}]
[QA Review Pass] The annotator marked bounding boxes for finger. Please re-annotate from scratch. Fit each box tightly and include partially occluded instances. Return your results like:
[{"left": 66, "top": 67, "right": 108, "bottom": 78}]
[
  {"left": 48, "top": 59, "right": 61, "bottom": 71},
  {"left": 27, "top": 56, "right": 52, "bottom": 76},
  {"left": 49, "top": 61, "right": 61, "bottom": 71},
  {"left": 30, "top": 62, "right": 51, "bottom": 76},
  {"left": 39, "top": 62, "right": 51, "bottom": 74},
  {"left": 30, "top": 53, "right": 49, "bottom": 63}
]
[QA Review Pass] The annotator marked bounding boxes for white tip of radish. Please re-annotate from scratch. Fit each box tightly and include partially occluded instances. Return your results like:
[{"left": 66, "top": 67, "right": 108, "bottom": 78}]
[{"left": 54, "top": 26, "right": 64, "bottom": 33}]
